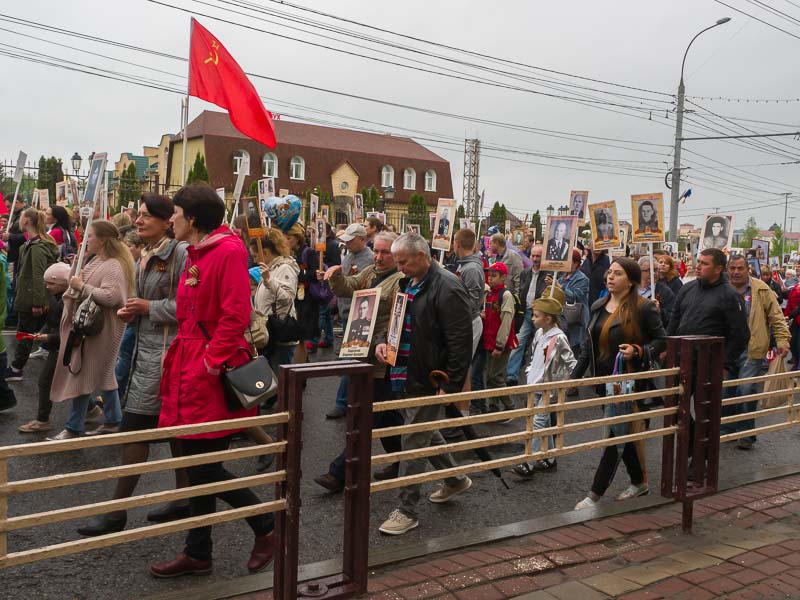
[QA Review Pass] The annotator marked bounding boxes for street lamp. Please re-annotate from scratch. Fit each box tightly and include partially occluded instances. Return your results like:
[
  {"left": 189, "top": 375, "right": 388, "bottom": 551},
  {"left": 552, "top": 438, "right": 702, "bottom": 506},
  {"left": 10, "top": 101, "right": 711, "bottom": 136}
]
[
  {"left": 71, "top": 152, "right": 82, "bottom": 175},
  {"left": 558, "top": 205, "right": 569, "bottom": 216},
  {"left": 546, "top": 205, "right": 554, "bottom": 218},
  {"left": 382, "top": 185, "right": 394, "bottom": 212},
  {"left": 668, "top": 17, "right": 731, "bottom": 242}
]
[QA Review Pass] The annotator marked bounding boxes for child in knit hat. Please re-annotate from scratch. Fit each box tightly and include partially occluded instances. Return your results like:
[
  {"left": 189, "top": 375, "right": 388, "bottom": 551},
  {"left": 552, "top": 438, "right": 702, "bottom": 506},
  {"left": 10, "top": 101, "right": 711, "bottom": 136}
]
[
  {"left": 18, "top": 262, "right": 70, "bottom": 432},
  {"left": 512, "top": 295, "right": 576, "bottom": 478}
]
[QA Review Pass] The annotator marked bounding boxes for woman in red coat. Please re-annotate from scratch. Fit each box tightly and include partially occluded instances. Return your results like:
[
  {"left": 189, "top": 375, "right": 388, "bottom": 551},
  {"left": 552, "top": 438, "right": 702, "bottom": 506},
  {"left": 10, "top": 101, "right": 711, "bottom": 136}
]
[
  {"left": 785, "top": 284, "right": 800, "bottom": 370},
  {"left": 151, "top": 185, "right": 274, "bottom": 578}
]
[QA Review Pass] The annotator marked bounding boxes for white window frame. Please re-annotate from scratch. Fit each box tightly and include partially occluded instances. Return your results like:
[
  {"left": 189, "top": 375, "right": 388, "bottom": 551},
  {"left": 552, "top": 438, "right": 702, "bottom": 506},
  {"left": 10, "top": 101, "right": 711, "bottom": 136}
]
[
  {"left": 233, "top": 150, "right": 251, "bottom": 176},
  {"left": 381, "top": 165, "right": 394, "bottom": 188},
  {"left": 290, "top": 156, "right": 305, "bottom": 181},
  {"left": 424, "top": 169, "right": 437, "bottom": 192},
  {"left": 403, "top": 167, "right": 416, "bottom": 190},
  {"left": 263, "top": 152, "right": 278, "bottom": 178}
]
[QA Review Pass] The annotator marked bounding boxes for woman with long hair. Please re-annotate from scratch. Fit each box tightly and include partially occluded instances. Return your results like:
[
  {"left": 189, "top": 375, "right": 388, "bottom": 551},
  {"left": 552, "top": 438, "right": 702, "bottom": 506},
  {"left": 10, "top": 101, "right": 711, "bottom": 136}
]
[
  {"left": 45, "top": 205, "right": 77, "bottom": 259},
  {"left": 76, "top": 194, "right": 190, "bottom": 536},
  {"left": 656, "top": 254, "right": 683, "bottom": 296},
  {"left": 252, "top": 226, "right": 300, "bottom": 372},
  {"left": 151, "top": 184, "right": 274, "bottom": 577},
  {"left": 47, "top": 220, "right": 134, "bottom": 440},
  {"left": 7, "top": 208, "right": 59, "bottom": 381},
  {"left": 284, "top": 222, "right": 321, "bottom": 363},
  {"left": 572, "top": 257, "right": 666, "bottom": 509}
]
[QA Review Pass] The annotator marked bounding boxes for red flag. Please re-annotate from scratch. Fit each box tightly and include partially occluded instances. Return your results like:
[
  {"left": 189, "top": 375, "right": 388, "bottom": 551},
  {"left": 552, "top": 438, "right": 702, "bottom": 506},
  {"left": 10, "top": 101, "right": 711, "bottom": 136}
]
[{"left": 188, "top": 18, "right": 276, "bottom": 148}]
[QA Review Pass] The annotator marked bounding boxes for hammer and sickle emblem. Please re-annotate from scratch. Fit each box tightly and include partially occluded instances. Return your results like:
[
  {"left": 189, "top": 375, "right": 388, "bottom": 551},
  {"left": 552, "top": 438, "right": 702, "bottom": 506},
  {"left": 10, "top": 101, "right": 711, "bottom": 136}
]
[{"left": 204, "top": 40, "right": 220, "bottom": 65}]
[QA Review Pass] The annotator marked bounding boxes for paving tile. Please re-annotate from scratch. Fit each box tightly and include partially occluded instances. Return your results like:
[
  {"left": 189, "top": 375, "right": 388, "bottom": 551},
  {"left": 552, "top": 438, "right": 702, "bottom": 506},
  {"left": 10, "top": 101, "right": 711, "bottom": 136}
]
[
  {"left": 645, "top": 558, "right": 692, "bottom": 576},
  {"left": 730, "top": 550, "right": 770, "bottom": 567},
  {"left": 575, "top": 543, "right": 617, "bottom": 562},
  {"left": 756, "top": 544, "right": 793, "bottom": 559},
  {"left": 672, "top": 587, "right": 715, "bottom": 600},
  {"left": 694, "top": 543, "right": 746, "bottom": 559},
  {"left": 370, "top": 592, "right": 404, "bottom": 600},
  {"left": 527, "top": 570, "right": 566, "bottom": 590},
  {"left": 437, "top": 571, "right": 485, "bottom": 591},
  {"left": 475, "top": 561, "right": 519, "bottom": 581},
  {"left": 395, "top": 581, "right": 449, "bottom": 600},
  {"left": 618, "top": 591, "right": 663, "bottom": 600},
  {"left": 729, "top": 567, "right": 766, "bottom": 586},
  {"left": 492, "top": 575, "right": 538, "bottom": 597},
  {"left": 394, "top": 568, "right": 434, "bottom": 584},
  {"left": 668, "top": 550, "right": 722, "bottom": 569},
  {"left": 430, "top": 558, "right": 470, "bottom": 574},
  {"left": 447, "top": 554, "right": 486, "bottom": 569},
  {"left": 780, "top": 538, "right": 800, "bottom": 551},
  {"left": 698, "top": 575, "right": 744, "bottom": 595},
  {"left": 622, "top": 546, "right": 661, "bottom": 563},
  {"left": 583, "top": 572, "right": 641, "bottom": 596},
  {"left": 763, "top": 576, "right": 799, "bottom": 596},
  {"left": 483, "top": 546, "right": 524, "bottom": 561},
  {"left": 562, "top": 558, "right": 619, "bottom": 580},
  {"left": 545, "top": 580, "right": 608, "bottom": 600},
  {"left": 453, "top": 583, "right": 504, "bottom": 600},
  {"left": 777, "top": 551, "right": 800, "bottom": 566},
  {"left": 752, "top": 558, "right": 791, "bottom": 576},
  {"left": 648, "top": 576, "right": 693, "bottom": 596},
  {"left": 543, "top": 549, "right": 584, "bottom": 567},
  {"left": 614, "top": 564, "right": 672, "bottom": 586},
  {"left": 680, "top": 569, "right": 718, "bottom": 585},
  {"left": 510, "top": 591, "right": 558, "bottom": 600},
  {"left": 511, "top": 555, "right": 556, "bottom": 575}
]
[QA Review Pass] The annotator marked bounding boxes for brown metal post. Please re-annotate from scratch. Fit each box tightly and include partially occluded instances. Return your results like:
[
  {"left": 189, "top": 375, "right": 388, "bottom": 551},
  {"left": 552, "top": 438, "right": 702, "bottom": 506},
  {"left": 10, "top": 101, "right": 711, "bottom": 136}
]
[
  {"left": 660, "top": 337, "right": 682, "bottom": 498},
  {"left": 341, "top": 370, "right": 374, "bottom": 593}
]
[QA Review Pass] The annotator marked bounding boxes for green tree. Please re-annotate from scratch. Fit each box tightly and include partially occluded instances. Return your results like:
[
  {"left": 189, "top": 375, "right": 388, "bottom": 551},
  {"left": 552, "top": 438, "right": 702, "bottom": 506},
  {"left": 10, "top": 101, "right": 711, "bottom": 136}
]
[
  {"left": 770, "top": 226, "right": 796, "bottom": 258},
  {"left": 407, "top": 193, "right": 430, "bottom": 238},
  {"left": 739, "top": 216, "right": 760, "bottom": 248},
  {"left": 361, "top": 186, "right": 380, "bottom": 212},
  {"left": 530, "top": 210, "right": 542, "bottom": 242},
  {"left": 35, "top": 156, "right": 64, "bottom": 200},
  {"left": 489, "top": 201, "right": 506, "bottom": 230},
  {"left": 455, "top": 204, "right": 466, "bottom": 230},
  {"left": 118, "top": 163, "right": 139, "bottom": 206},
  {"left": 185, "top": 152, "right": 209, "bottom": 184}
]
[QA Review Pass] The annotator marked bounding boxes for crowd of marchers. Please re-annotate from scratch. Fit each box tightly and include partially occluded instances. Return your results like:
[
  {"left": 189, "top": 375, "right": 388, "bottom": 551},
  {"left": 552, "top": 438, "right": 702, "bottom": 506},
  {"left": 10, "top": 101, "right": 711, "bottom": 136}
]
[{"left": 0, "top": 184, "right": 792, "bottom": 578}]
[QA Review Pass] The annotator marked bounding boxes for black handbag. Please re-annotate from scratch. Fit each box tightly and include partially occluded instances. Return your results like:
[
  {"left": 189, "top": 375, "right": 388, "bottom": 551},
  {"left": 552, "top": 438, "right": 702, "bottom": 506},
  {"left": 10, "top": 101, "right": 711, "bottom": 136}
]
[
  {"left": 197, "top": 323, "right": 278, "bottom": 411},
  {"left": 267, "top": 298, "right": 300, "bottom": 343}
]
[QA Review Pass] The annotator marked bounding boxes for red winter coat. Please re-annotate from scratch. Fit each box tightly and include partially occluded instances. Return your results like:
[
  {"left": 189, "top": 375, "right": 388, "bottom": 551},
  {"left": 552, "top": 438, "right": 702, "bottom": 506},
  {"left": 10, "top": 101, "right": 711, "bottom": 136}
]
[
  {"left": 158, "top": 226, "right": 255, "bottom": 439},
  {"left": 785, "top": 284, "right": 800, "bottom": 327}
]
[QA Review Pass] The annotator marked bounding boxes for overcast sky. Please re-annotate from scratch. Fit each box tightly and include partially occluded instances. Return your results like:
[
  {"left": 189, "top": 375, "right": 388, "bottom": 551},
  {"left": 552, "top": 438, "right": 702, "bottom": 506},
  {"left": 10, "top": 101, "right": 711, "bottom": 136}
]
[{"left": 2, "top": 0, "right": 800, "bottom": 230}]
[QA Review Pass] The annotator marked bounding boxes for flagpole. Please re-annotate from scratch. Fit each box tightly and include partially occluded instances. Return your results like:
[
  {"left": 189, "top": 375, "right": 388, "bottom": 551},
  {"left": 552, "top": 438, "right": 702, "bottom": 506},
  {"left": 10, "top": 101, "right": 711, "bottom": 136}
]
[{"left": 181, "top": 19, "right": 192, "bottom": 187}]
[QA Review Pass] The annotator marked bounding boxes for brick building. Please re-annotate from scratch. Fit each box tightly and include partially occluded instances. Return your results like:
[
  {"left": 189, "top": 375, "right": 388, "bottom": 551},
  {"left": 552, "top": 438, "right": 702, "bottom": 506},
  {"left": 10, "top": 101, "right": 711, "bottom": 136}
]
[{"left": 166, "top": 111, "right": 452, "bottom": 224}]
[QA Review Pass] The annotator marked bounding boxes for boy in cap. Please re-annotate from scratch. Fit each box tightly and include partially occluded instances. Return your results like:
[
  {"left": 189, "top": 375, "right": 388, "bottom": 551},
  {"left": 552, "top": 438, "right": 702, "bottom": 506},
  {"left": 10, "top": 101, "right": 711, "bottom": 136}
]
[
  {"left": 18, "top": 262, "right": 70, "bottom": 431},
  {"left": 512, "top": 295, "right": 576, "bottom": 477},
  {"left": 475, "top": 261, "right": 519, "bottom": 419}
]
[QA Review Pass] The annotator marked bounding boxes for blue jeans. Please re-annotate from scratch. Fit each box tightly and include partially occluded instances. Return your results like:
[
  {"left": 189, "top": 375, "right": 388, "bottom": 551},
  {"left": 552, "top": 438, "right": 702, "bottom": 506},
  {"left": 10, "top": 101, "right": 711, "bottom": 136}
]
[
  {"left": 335, "top": 377, "right": 348, "bottom": 412},
  {"left": 721, "top": 351, "right": 764, "bottom": 443},
  {"left": 531, "top": 392, "right": 554, "bottom": 453},
  {"left": 315, "top": 303, "right": 334, "bottom": 345},
  {"left": 507, "top": 307, "right": 534, "bottom": 383},
  {"left": 470, "top": 348, "right": 487, "bottom": 413},
  {"left": 65, "top": 389, "right": 123, "bottom": 434},
  {"left": 115, "top": 325, "right": 136, "bottom": 398}
]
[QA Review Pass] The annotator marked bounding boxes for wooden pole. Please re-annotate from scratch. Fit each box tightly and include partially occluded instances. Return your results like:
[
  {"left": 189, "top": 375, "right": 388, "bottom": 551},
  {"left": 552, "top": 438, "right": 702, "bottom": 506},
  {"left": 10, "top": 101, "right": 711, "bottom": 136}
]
[
  {"left": 549, "top": 271, "right": 558, "bottom": 298},
  {"left": 649, "top": 242, "right": 656, "bottom": 298},
  {"left": 255, "top": 237, "right": 265, "bottom": 265},
  {"left": 0, "top": 458, "right": 6, "bottom": 561}
]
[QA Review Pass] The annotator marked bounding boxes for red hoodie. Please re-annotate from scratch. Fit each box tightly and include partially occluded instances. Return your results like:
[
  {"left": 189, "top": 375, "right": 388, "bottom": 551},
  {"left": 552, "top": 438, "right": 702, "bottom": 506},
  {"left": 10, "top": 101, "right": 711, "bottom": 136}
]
[{"left": 482, "top": 284, "right": 519, "bottom": 352}]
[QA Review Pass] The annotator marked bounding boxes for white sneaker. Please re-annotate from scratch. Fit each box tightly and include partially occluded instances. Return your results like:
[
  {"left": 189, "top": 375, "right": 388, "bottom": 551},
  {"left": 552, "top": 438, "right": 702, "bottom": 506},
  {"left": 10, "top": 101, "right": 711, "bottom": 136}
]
[
  {"left": 379, "top": 509, "right": 419, "bottom": 535},
  {"left": 46, "top": 429, "right": 83, "bottom": 441},
  {"left": 428, "top": 476, "right": 472, "bottom": 503},
  {"left": 29, "top": 348, "right": 49, "bottom": 359},
  {"left": 575, "top": 496, "right": 598, "bottom": 510},
  {"left": 617, "top": 483, "right": 649, "bottom": 500}
]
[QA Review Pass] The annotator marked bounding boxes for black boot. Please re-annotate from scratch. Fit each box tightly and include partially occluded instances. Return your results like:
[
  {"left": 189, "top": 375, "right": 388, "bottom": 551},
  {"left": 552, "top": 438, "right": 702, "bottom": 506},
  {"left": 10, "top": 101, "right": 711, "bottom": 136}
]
[
  {"left": 373, "top": 463, "right": 400, "bottom": 481},
  {"left": 146, "top": 501, "right": 191, "bottom": 523},
  {"left": 77, "top": 511, "right": 127, "bottom": 537},
  {"left": 256, "top": 452, "right": 274, "bottom": 472}
]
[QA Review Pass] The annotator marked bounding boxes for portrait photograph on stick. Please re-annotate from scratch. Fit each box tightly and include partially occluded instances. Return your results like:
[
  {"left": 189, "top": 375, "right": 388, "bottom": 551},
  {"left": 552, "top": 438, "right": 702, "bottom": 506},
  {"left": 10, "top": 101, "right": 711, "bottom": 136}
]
[
  {"left": 432, "top": 198, "right": 456, "bottom": 251},
  {"left": 751, "top": 238, "right": 770, "bottom": 262},
  {"left": 56, "top": 182, "right": 67, "bottom": 206},
  {"left": 542, "top": 215, "right": 577, "bottom": 272},
  {"left": 698, "top": 214, "right": 734, "bottom": 252},
  {"left": 570, "top": 190, "right": 588, "bottom": 225},
  {"left": 340, "top": 288, "right": 381, "bottom": 358},
  {"left": 242, "top": 196, "right": 265, "bottom": 239},
  {"left": 588, "top": 201, "right": 620, "bottom": 249},
  {"left": 630, "top": 193, "right": 664, "bottom": 243},
  {"left": 406, "top": 224, "right": 420, "bottom": 235},
  {"left": 354, "top": 193, "right": 364, "bottom": 221},
  {"left": 385, "top": 292, "right": 408, "bottom": 366}
]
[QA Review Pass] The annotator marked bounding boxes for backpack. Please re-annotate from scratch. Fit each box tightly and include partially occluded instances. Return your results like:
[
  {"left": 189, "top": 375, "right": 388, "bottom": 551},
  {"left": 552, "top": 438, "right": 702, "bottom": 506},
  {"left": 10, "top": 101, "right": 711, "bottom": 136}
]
[
  {"left": 60, "top": 227, "right": 77, "bottom": 263},
  {"left": 502, "top": 288, "right": 525, "bottom": 334}
]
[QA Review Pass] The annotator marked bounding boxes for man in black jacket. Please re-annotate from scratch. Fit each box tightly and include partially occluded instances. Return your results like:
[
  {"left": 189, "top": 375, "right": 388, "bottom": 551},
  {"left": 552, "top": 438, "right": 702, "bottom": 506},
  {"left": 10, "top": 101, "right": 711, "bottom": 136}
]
[
  {"left": 667, "top": 248, "right": 749, "bottom": 374},
  {"left": 376, "top": 233, "right": 473, "bottom": 535},
  {"left": 580, "top": 248, "right": 610, "bottom": 306}
]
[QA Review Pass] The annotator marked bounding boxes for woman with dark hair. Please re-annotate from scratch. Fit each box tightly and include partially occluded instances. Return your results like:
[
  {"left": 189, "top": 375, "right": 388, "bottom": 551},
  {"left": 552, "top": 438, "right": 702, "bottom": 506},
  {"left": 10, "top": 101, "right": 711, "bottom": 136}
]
[
  {"left": 656, "top": 254, "right": 683, "bottom": 296},
  {"left": 48, "top": 220, "right": 134, "bottom": 439},
  {"left": 45, "top": 205, "right": 77, "bottom": 259},
  {"left": 635, "top": 200, "right": 660, "bottom": 234},
  {"left": 151, "top": 184, "right": 274, "bottom": 578},
  {"left": 252, "top": 226, "right": 300, "bottom": 373},
  {"left": 284, "top": 222, "right": 321, "bottom": 363},
  {"left": 572, "top": 257, "right": 666, "bottom": 509},
  {"left": 76, "top": 194, "right": 189, "bottom": 536}
]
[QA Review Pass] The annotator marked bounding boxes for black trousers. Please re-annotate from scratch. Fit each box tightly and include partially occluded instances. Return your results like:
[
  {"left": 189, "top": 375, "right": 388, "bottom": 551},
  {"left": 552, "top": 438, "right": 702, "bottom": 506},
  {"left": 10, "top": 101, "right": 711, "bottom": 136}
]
[
  {"left": 329, "top": 377, "right": 403, "bottom": 482},
  {"left": 37, "top": 350, "right": 58, "bottom": 422},
  {"left": 183, "top": 436, "right": 274, "bottom": 561},
  {"left": 12, "top": 311, "right": 45, "bottom": 370},
  {"left": 591, "top": 434, "right": 644, "bottom": 497}
]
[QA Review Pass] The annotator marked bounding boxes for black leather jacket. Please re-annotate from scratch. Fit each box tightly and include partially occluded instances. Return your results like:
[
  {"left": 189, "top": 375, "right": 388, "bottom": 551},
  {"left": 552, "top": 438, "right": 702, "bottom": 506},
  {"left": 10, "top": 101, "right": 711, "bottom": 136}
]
[{"left": 399, "top": 262, "right": 473, "bottom": 396}]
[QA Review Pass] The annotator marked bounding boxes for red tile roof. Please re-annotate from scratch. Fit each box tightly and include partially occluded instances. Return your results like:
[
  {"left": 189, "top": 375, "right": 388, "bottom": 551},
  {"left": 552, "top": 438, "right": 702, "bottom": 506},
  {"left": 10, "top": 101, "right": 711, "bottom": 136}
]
[{"left": 178, "top": 110, "right": 448, "bottom": 163}]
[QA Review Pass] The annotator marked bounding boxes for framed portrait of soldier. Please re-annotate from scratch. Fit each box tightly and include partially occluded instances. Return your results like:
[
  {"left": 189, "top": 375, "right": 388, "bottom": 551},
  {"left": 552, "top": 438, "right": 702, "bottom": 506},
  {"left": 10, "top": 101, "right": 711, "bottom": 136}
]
[
  {"left": 321, "top": 205, "right": 330, "bottom": 225},
  {"left": 56, "top": 182, "right": 67, "bottom": 206},
  {"left": 83, "top": 152, "right": 107, "bottom": 207},
  {"left": 663, "top": 242, "right": 678, "bottom": 257},
  {"left": 631, "top": 193, "right": 664, "bottom": 243},
  {"left": 512, "top": 228, "right": 525, "bottom": 247},
  {"left": 460, "top": 218, "right": 473, "bottom": 231},
  {"left": 67, "top": 181, "right": 79, "bottom": 206},
  {"left": 748, "top": 257, "right": 762, "bottom": 278},
  {"left": 309, "top": 194, "right": 319, "bottom": 224},
  {"left": 340, "top": 288, "right": 381, "bottom": 358},
  {"left": 385, "top": 292, "right": 408, "bottom": 366},
  {"left": 698, "top": 214, "right": 734, "bottom": 252},
  {"left": 588, "top": 201, "right": 620, "bottom": 250},
  {"left": 406, "top": 224, "right": 420, "bottom": 235},
  {"left": 751, "top": 239, "right": 770, "bottom": 262},
  {"left": 242, "top": 196, "right": 264, "bottom": 239},
  {"left": 354, "top": 193, "right": 364, "bottom": 221},
  {"left": 542, "top": 215, "right": 577, "bottom": 272},
  {"left": 612, "top": 227, "right": 627, "bottom": 257},
  {"left": 432, "top": 198, "right": 456, "bottom": 251},
  {"left": 570, "top": 190, "right": 588, "bottom": 225},
  {"left": 314, "top": 218, "right": 326, "bottom": 252}
]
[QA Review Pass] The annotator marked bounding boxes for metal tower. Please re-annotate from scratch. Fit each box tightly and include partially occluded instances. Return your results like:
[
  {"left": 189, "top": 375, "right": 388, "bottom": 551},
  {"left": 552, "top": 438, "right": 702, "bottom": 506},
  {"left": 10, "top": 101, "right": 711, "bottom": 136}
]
[{"left": 462, "top": 139, "right": 480, "bottom": 219}]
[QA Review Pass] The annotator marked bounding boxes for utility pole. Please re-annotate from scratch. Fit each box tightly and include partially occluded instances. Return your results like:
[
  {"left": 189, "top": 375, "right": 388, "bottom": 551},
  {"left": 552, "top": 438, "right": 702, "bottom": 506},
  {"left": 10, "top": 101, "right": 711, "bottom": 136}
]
[
  {"left": 790, "top": 216, "right": 796, "bottom": 232},
  {"left": 783, "top": 192, "right": 790, "bottom": 267},
  {"left": 668, "top": 18, "right": 731, "bottom": 242},
  {"left": 462, "top": 139, "right": 480, "bottom": 221}
]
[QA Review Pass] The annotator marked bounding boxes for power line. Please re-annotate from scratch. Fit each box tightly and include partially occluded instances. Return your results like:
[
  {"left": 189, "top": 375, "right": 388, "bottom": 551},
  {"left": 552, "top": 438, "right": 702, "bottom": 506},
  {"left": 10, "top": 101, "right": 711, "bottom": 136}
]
[{"left": 711, "top": 0, "right": 800, "bottom": 41}]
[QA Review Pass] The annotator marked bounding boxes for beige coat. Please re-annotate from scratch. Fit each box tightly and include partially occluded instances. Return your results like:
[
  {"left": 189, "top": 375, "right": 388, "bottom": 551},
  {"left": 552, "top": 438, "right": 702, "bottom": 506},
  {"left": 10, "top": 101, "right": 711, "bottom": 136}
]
[
  {"left": 746, "top": 276, "right": 791, "bottom": 360},
  {"left": 51, "top": 256, "right": 129, "bottom": 402}
]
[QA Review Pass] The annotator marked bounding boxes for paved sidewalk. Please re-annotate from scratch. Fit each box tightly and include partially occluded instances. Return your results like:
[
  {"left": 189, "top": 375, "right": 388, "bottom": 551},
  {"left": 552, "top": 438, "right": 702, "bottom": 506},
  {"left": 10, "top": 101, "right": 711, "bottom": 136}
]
[{"left": 356, "top": 474, "right": 800, "bottom": 599}]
